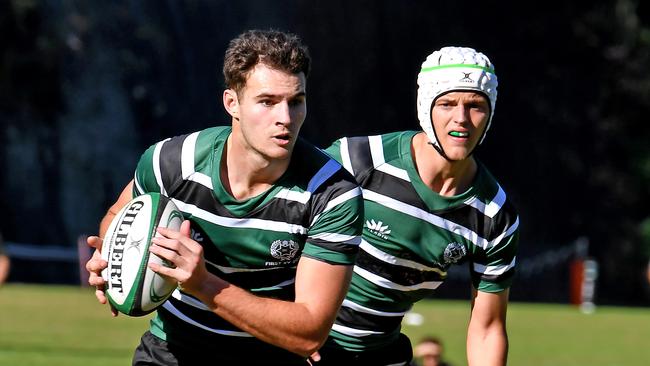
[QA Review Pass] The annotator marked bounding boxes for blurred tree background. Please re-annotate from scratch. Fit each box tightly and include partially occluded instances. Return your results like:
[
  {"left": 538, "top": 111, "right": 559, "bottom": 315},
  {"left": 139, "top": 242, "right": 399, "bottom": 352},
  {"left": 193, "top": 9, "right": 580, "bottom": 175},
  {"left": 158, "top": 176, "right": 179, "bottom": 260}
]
[{"left": 1, "top": 0, "right": 649, "bottom": 306}]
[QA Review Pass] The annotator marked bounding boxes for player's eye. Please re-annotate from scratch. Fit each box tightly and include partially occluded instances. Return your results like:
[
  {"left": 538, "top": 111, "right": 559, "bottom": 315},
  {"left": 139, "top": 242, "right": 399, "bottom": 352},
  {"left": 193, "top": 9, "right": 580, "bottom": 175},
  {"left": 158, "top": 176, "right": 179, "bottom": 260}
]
[
  {"left": 470, "top": 103, "right": 488, "bottom": 112},
  {"left": 288, "top": 97, "right": 305, "bottom": 107}
]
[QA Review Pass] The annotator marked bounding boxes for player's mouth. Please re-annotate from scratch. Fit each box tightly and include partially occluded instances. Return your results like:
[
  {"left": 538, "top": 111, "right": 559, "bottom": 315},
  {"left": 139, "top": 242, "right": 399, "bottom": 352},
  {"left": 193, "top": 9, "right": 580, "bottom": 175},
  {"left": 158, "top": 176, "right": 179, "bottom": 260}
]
[
  {"left": 449, "top": 131, "right": 469, "bottom": 138},
  {"left": 273, "top": 133, "right": 292, "bottom": 146}
]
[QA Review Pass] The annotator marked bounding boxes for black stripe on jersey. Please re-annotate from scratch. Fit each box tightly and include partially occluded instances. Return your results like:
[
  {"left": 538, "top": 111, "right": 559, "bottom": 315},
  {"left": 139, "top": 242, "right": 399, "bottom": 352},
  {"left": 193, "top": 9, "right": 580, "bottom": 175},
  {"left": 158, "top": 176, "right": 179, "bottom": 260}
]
[
  {"left": 307, "top": 238, "right": 360, "bottom": 255},
  {"left": 344, "top": 136, "right": 374, "bottom": 181},
  {"left": 246, "top": 198, "right": 312, "bottom": 226},
  {"left": 309, "top": 168, "right": 360, "bottom": 217},
  {"left": 477, "top": 266, "right": 515, "bottom": 283},
  {"left": 171, "top": 180, "right": 235, "bottom": 217},
  {"left": 158, "top": 134, "right": 186, "bottom": 193},
  {"left": 170, "top": 178, "right": 311, "bottom": 226},
  {"left": 356, "top": 249, "right": 446, "bottom": 286},
  {"left": 436, "top": 199, "right": 519, "bottom": 242},
  {"left": 363, "top": 169, "right": 426, "bottom": 211},
  {"left": 208, "top": 266, "right": 298, "bottom": 294},
  {"left": 336, "top": 306, "right": 403, "bottom": 333}
]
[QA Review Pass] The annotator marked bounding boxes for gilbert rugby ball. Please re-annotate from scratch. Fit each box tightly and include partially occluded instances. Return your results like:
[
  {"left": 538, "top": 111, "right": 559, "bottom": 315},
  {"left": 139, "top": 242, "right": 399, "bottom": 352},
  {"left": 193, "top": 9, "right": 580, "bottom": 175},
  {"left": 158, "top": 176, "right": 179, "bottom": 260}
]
[{"left": 101, "top": 192, "right": 183, "bottom": 316}]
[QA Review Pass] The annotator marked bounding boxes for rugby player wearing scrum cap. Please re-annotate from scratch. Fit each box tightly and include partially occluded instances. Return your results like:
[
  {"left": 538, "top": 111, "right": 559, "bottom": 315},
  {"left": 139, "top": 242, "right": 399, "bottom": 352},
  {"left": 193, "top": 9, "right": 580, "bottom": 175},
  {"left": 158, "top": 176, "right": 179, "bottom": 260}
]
[{"left": 314, "top": 46, "right": 520, "bottom": 366}]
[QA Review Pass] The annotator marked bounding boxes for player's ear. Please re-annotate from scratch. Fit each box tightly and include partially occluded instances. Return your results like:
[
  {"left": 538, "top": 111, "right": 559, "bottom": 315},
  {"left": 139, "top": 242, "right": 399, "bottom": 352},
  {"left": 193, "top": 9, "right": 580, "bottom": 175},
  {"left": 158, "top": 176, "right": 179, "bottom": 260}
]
[{"left": 223, "top": 89, "right": 239, "bottom": 119}]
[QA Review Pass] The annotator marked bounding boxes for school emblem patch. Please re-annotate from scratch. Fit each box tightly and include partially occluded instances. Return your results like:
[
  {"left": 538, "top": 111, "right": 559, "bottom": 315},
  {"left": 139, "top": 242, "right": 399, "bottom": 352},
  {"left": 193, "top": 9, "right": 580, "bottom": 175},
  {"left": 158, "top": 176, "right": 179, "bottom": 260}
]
[
  {"left": 443, "top": 242, "right": 467, "bottom": 264},
  {"left": 270, "top": 240, "right": 299, "bottom": 261}
]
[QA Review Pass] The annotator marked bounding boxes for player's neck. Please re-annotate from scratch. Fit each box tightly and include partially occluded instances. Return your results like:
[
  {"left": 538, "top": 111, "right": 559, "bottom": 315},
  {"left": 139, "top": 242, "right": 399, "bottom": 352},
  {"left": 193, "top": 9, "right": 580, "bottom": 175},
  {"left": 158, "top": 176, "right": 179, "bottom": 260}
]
[
  {"left": 412, "top": 132, "right": 477, "bottom": 196},
  {"left": 220, "top": 134, "right": 289, "bottom": 201}
]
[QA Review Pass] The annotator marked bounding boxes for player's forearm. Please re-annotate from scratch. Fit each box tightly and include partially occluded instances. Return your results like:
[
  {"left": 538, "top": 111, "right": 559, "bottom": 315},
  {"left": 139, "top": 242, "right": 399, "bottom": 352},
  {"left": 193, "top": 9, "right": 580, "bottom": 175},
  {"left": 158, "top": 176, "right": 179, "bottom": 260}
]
[
  {"left": 99, "top": 180, "right": 135, "bottom": 240},
  {"left": 98, "top": 211, "right": 116, "bottom": 239},
  {"left": 467, "top": 323, "right": 508, "bottom": 366},
  {"left": 0, "top": 255, "right": 10, "bottom": 283},
  {"left": 193, "top": 275, "right": 329, "bottom": 357}
]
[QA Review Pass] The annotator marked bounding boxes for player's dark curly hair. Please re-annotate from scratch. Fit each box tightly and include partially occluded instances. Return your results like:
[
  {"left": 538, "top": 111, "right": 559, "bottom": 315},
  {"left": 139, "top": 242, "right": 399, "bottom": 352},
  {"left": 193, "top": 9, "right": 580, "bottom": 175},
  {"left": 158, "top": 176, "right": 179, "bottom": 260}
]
[{"left": 223, "top": 29, "right": 311, "bottom": 95}]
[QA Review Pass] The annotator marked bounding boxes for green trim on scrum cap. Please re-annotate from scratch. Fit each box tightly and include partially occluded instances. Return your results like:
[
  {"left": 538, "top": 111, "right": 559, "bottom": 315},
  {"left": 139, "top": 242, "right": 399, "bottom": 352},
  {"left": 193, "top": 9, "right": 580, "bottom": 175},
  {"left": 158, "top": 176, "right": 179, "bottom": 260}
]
[{"left": 420, "top": 63, "right": 495, "bottom": 73}]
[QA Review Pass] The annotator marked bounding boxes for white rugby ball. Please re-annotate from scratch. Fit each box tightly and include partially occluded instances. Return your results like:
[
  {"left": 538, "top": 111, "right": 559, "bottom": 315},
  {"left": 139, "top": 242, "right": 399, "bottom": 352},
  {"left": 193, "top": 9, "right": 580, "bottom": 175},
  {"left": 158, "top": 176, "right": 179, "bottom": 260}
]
[{"left": 101, "top": 192, "right": 183, "bottom": 316}]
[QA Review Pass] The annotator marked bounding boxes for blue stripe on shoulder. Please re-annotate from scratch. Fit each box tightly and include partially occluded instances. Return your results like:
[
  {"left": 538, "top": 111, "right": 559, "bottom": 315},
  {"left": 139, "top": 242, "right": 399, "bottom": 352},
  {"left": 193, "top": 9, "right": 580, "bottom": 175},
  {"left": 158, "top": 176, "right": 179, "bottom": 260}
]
[{"left": 307, "top": 158, "right": 342, "bottom": 193}]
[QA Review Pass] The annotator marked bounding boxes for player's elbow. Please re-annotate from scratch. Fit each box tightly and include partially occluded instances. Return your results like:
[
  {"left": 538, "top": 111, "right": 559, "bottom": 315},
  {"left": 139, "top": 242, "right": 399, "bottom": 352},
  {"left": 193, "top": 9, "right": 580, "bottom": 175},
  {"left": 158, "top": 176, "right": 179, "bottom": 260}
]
[{"left": 290, "top": 329, "right": 329, "bottom": 357}]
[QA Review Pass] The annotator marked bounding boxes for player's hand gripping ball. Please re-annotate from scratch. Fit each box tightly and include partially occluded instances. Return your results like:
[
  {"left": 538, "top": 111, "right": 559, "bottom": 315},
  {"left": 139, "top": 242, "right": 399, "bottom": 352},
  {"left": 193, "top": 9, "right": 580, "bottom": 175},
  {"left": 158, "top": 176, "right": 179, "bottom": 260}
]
[{"left": 101, "top": 192, "right": 183, "bottom": 316}]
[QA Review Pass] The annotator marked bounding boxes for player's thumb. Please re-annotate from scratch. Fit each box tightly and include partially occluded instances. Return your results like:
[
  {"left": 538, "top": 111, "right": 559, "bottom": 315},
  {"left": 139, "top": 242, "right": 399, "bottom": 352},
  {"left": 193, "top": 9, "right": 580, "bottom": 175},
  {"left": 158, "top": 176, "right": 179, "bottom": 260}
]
[{"left": 180, "top": 220, "right": 192, "bottom": 237}]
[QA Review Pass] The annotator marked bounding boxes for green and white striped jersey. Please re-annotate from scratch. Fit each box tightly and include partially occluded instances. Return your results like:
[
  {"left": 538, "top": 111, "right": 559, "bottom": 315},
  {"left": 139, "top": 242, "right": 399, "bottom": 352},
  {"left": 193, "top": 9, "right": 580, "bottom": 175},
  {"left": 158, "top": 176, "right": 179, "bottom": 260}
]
[
  {"left": 324, "top": 131, "right": 519, "bottom": 351},
  {"left": 132, "top": 126, "right": 363, "bottom": 363}
]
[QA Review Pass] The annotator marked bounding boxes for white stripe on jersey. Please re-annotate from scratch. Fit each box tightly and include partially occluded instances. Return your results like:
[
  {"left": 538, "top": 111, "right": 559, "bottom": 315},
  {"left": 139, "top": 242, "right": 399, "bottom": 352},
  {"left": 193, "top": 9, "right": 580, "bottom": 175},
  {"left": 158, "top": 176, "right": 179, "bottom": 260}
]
[
  {"left": 341, "top": 299, "right": 409, "bottom": 316},
  {"left": 490, "top": 215, "right": 519, "bottom": 245},
  {"left": 133, "top": 172, "right": 144, "bottom": 195},
  {"left": 275, "top": 188, "right": 311, "bottom": 204},
  {"left": 339, "top": 138, "right": 354, "bottom": 175},
  {"left": 368, "top": 135, "right": 410, "bottom": 181},
  {"left": 170, "top": 198, "right": 308, "bottom": 235},
  {"left": 181, "top": 132, "right": 198, "bottom": 179},
  {"left": 162, "top": 301, "right": 253, "bottom": 337},
  {"left": 474, "top": 256, "right": 517, "bottom": 276},
  {"left": 250, "top": 278, "right": 296, "bottom": 292},
  {"left": 324, "top": 186, "right": 362, "bottom": 212},
  {"left": 172, "top": 289, "right": 210, "bottom": 310},
  {"left": 332, "top": 323, "right": 384, "bottom": 337},
  {"left": 152, "top": 138, "right": 171, "bottom": 195},
  {"left": 204, "top": 258, "right": 296, "bottom": 274},
  {"left": 310, "top": 186, "right": 362, "bottom": 226},
  {"left": 369, "top": 135, "right": 385, "bottom": 167},
  {"left": 181, "top": 132, "right": 213, "bottom": 189},
  {"left": 363, "top": 189, "right": 487, "bottom": 248},
  {"left": 376, "top": 164, "right": 410, "bottom": 182},
  {"left": 360, "top": 240, "right": 446, "bottom": 274},
  {"left": 309, "top": 232, "right": 361, "bottom": 244},
  {"left": 464, "top": 184, "right": 506, "bottom": 218},
  {"left": 354, "top": 266, "right": 442, "bottom": 291}
]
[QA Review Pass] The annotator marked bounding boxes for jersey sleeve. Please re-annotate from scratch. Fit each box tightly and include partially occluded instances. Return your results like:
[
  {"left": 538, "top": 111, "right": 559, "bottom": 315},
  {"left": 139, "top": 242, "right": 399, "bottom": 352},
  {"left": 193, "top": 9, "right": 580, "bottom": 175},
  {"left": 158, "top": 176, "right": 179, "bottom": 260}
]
[
  {"left": 302, "top": 166, "right": 364, "bottom": 265},
  {"left": 132, "top": 143, "right": 159, "bottom": 196},
  {"left": 324, "top": 136, "right": 375, "bottom": 185},
  {"left": 470, "top": 214, "right": 520, "bottom": 293},
  {"left": 132, "top": 134, "right": 187, "bottom": 197},
  {"left": 324, "top": 139, "right": 344, "bottom": 164}
]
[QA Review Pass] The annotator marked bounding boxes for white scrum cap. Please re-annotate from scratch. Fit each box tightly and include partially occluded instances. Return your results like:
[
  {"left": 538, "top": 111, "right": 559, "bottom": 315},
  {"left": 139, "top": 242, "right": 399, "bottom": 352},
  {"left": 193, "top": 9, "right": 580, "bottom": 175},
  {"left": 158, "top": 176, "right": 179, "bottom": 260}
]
[{"left": 416, "top": 46, "right": 498, "bottom": 150}]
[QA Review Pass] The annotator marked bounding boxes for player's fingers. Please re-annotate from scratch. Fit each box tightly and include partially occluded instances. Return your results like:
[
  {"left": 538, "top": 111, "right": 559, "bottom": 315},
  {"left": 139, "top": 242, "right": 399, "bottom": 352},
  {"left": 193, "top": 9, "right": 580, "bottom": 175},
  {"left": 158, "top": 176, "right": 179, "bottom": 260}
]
[
  {"left": 95, "top": 287, "right": 108, "bottom": 304},
  {"left": 92, "top": 277, "right": 119, "bottom": 317},
  {"left": 150, "top": 236, "right": 187, "bottom": 258},
  {"left": 147, "top": 261, "right": 179, "bottom": 281},
  {"left": 86, "top": 257, "right": 108, "bottom": 272},
  {"left": 310, "top": 351, "right": 321, "bottom": 362},
  {"left": 152, "top": 235, "right": 201, "bottom": 259},
  {"left": 156, "top": 226, "right": 184, "bottom": 239},
  {"left": 157, "top": 226, "right": 202, "bottom": 252},
  {"left": 149, "top": 241, "right": 186, "bottom": 270},
  {"left": 88, "top": 272, "right": 106, "bottom": 287},
  {"left": 87, "top": 235, "right": 103, "bottom": 250},
  {"left": 180, "top": 220, "right": 192, "bottom": 237}
]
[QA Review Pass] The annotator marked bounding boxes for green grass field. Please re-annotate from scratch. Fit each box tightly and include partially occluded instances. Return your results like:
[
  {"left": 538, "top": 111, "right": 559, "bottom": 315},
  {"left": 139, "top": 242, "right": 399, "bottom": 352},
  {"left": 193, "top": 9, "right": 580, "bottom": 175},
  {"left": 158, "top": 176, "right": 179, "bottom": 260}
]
[{"left": 1, "top": 284, "right": 648, "bottom": 365}]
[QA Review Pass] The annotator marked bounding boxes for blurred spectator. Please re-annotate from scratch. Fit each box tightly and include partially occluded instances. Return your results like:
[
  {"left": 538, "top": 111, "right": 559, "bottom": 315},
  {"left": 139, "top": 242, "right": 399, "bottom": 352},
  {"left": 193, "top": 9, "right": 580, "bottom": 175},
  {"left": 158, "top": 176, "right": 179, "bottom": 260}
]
[
  {"left": 412, "top": 336, "right": 452, "bottom": 366},
  {"left": 0, "top": 232, "right": 11, "bottom": 285}
]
